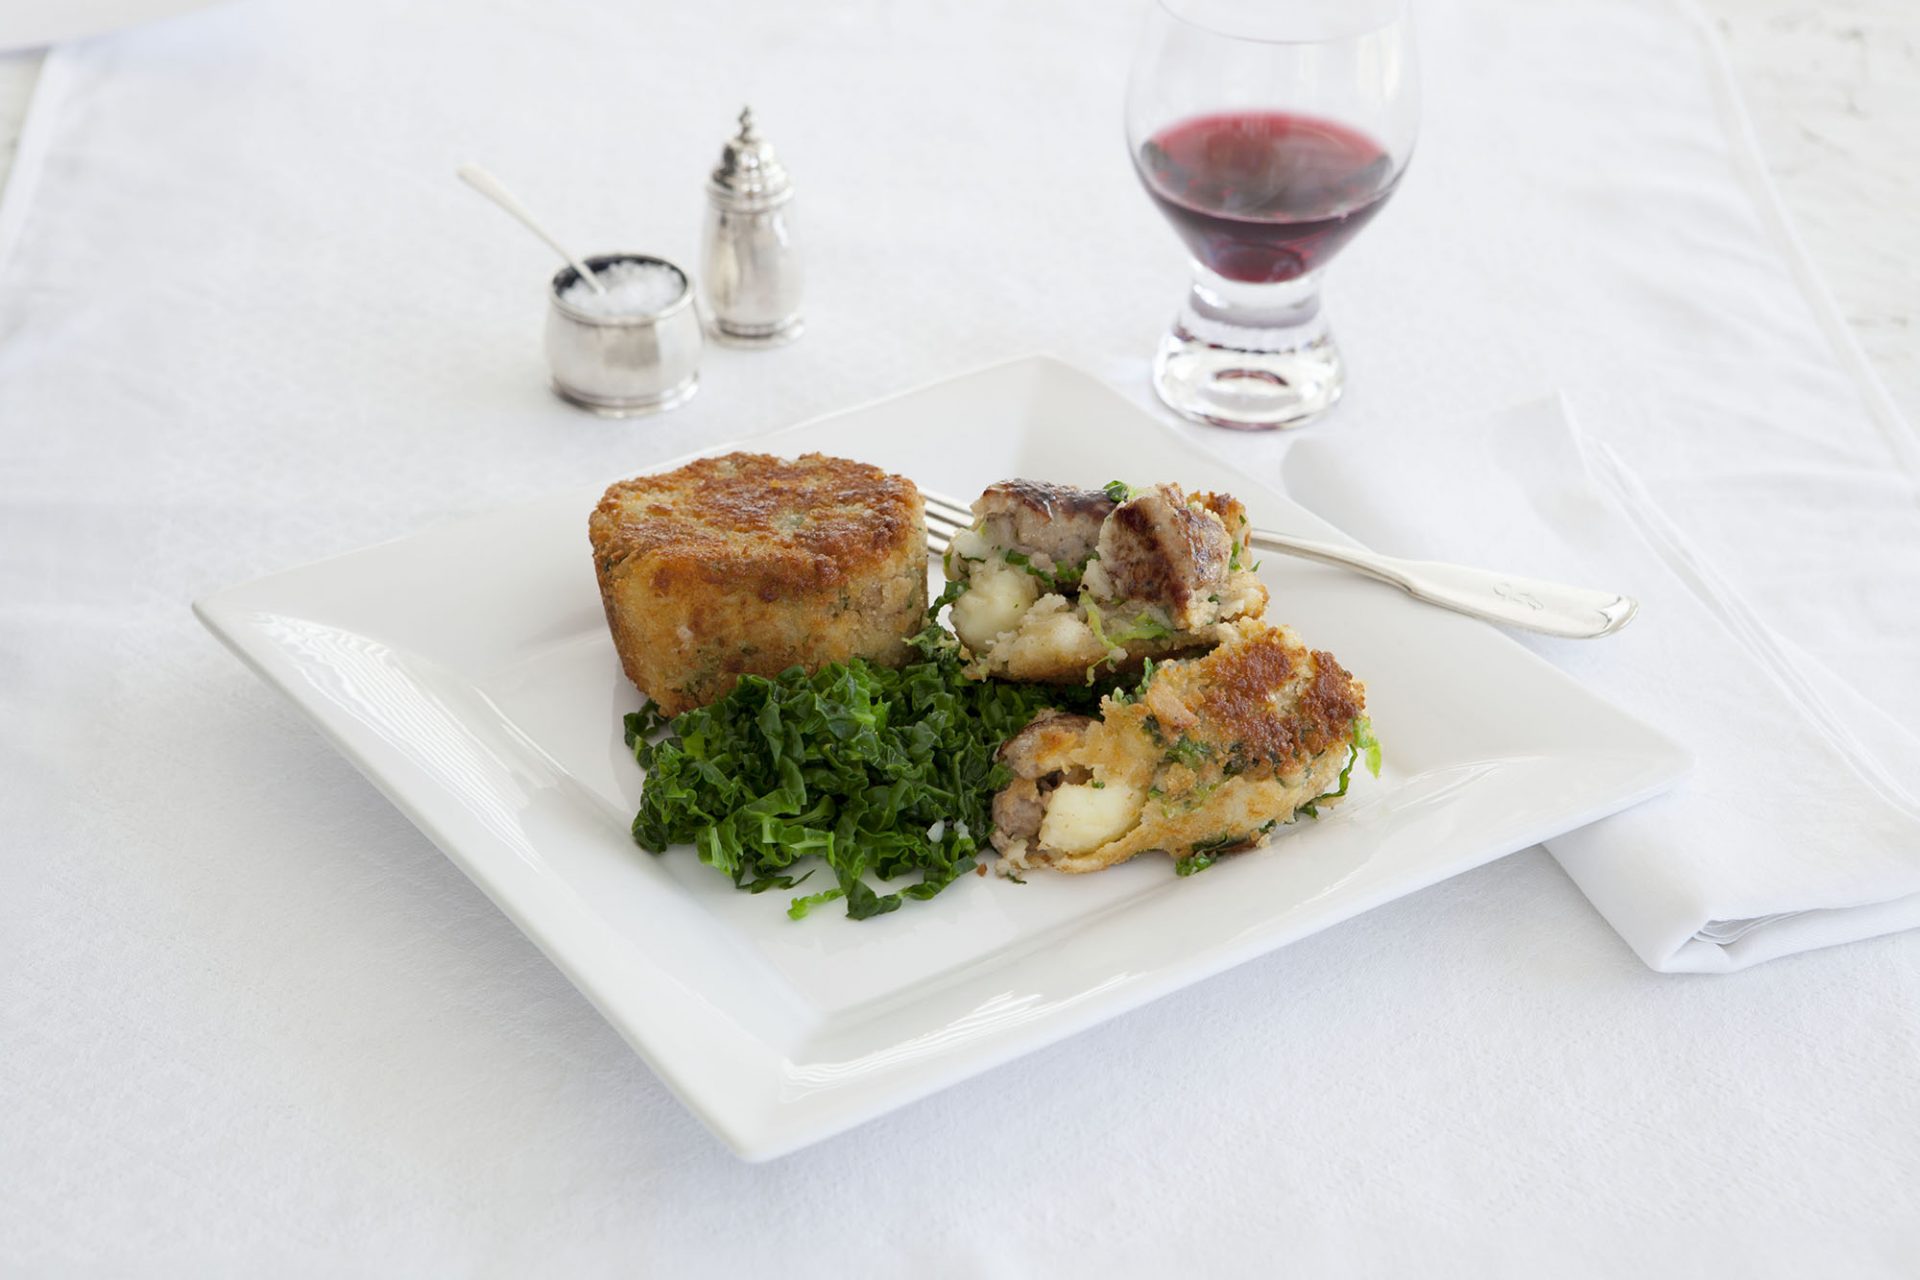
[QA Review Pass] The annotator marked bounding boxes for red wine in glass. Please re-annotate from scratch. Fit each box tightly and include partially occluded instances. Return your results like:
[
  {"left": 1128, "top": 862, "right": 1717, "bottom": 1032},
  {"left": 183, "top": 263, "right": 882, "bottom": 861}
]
[
  {"left": 1136, "top": 110, "right": 1397, "bottom": 285},
  {"left": 1125, "top": 0, "right": 1417, "bottom": 430}
]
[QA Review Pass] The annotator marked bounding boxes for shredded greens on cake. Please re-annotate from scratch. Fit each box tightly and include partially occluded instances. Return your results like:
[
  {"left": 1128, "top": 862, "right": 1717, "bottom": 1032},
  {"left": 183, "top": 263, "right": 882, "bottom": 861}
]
[{"left": 625, "top": 622, "right": 1118, "bottom": 920}]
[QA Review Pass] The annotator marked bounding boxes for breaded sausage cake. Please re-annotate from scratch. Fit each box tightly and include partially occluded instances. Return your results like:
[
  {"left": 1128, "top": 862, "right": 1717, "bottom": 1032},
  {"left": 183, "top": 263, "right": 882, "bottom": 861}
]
[
  {"left": 943, "top": 480, "right": 1268, "bottom": 683},
  {"left": 590, "top": 452, "right": 926, "bottom": 715},
  {"left": 989, "top": 619, "right": 1370, "bottom": 874}
]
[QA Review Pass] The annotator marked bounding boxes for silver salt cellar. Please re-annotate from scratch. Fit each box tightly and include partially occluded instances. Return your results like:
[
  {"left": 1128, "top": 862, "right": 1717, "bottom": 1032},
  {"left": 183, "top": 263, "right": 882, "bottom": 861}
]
[
  {"left": 546, "top": 254, "right": 702, "bottom": 415},
  {"left": 701, "top": 107, "right": 803, "bottom": 346}
]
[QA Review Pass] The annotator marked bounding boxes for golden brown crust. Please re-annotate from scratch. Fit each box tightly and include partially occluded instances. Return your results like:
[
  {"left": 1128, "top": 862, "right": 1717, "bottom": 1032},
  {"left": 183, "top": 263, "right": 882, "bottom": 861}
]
[
  {"left": 1088, "top": 622, "right": 1365, "bottom": 787},
  {"left": 1187, "top": 639, "right": 1362, "bottom": 773},
  {"left": 589, "top": 452, "right": 927, "bottom": 714},
  {"left": 591, "top": 452, "right": 919, "bottom": 585},
  {"left": 989, "top": 620, "right": 1368, "bottom": 873}
]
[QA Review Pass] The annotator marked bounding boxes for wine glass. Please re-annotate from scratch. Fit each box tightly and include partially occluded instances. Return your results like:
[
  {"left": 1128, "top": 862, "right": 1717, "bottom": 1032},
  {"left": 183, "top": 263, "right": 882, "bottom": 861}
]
[{"left": 1126, "top": 0, "right": 1419, "bottom": 430}]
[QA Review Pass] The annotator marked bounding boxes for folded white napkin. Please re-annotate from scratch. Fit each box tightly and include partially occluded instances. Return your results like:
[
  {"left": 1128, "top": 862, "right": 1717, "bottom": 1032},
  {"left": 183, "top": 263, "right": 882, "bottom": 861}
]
[{"left": 1284, "top": 396, "right": 1920, "bottom": 972}]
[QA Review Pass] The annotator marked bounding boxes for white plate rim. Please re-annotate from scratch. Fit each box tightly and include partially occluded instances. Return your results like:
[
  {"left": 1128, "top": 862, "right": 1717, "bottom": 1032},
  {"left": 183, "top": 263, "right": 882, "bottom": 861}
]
[{"left": 194, "top": 353, "right": 1690, "bottom": 1159}]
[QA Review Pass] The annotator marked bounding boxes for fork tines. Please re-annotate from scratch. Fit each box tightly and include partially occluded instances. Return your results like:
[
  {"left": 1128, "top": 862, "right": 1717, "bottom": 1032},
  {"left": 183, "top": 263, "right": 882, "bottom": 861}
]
[{"left": 920, "top": 487, "right": 973, "bottom": 554}]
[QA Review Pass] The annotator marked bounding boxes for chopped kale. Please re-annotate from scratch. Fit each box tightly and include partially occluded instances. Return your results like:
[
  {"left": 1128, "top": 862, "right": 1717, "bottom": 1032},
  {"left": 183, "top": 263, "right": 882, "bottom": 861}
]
[{"left": 625, "top": 619, "right": 1131, "bottom": 920}]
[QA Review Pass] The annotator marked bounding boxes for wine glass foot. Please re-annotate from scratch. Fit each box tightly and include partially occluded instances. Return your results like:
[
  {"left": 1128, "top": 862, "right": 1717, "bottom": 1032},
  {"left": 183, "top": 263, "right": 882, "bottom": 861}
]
[{"left": 1151, "top": 324, "right": 1345, "bottom": 431}]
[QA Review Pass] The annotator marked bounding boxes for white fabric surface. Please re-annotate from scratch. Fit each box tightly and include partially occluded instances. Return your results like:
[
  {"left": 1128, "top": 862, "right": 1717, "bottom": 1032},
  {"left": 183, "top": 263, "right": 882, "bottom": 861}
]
[
  {"left": 1289, "top": 398, "right": 1920, "bottom": 971},
  {"left": 5, "top": 0, "right": 1920, "bottom": 1271}
]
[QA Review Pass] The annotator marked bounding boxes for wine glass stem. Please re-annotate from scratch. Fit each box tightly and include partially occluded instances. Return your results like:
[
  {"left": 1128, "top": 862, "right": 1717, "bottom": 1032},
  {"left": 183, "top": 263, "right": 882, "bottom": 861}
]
[
  {"left": 1152, "top": 265, "right": 1345, "bottom": 431},
  {"left": 1187, "top": 267, "right": 1324, "bottom": 335}
]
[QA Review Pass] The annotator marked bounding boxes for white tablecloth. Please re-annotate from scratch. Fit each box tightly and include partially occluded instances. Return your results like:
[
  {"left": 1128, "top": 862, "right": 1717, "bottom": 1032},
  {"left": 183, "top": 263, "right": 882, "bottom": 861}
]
[{"left": 5, "top": 0, "right": 1918, "bottom": 1271}]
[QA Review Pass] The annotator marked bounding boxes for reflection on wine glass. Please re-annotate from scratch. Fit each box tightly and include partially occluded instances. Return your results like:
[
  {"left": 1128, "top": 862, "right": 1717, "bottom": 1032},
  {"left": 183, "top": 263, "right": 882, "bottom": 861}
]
[{"left": 1126, "top": 0, "right": 1419, "bottom": 430}]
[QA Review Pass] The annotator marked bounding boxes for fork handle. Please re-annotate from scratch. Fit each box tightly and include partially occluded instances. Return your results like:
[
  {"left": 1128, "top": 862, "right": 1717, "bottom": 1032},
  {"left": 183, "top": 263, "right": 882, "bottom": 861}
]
[{"left": 1250, "top": 528, "right": 1637, "bottom": 639}]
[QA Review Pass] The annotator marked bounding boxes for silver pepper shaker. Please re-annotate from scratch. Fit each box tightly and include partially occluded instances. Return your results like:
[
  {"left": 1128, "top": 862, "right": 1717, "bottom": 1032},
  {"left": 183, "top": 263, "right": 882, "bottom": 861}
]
[{"left": 700, "top": 107, "right": 803, "bottom": 346}]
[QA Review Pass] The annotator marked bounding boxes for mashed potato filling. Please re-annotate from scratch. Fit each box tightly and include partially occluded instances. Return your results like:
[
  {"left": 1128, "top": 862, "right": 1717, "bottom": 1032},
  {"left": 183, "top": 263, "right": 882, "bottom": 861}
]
[
  {"left": 989, "top": 620, "right": 1372, "bottom": 875},
  {"left": 948, "top": 550, "right": 1041, "bottom": 647},
  {"left": 1037, "top": 781, "right": 1148, "bottom": 854},
  {"left": 945, "top": 481, "right": 1269, "bottom": 684}
]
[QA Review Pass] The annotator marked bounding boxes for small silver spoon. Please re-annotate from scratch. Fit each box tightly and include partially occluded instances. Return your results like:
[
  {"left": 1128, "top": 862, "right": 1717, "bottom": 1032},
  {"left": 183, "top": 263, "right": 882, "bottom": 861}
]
[{"left": 455, "top": 162, "right": 607, "bottom": 295}]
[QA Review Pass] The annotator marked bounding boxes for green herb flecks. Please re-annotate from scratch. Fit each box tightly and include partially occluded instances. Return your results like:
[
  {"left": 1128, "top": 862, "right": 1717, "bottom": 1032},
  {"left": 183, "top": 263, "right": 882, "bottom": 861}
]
[
  {"left": 1175, "top": 821, "right": 1276, "bottom": 877},
  {"left": 1106, "top": 608, "right": 1174, "bottom": 646},
  {"left": 1081, "top": 602, "right": 1175, "bottom": 680},
  {"left": 1354, "top": 716, "right": 1382, "bottom": 778},
  {"left": 1298, "top": 717, "right": 1381, "bottom": 820},
  {"left": 1164, "top": 735, "right": 1213, "bottom": 769},
  {"left": 1110, "top": 657, "right": 1157, "bottom": 706},
  {"left": 1082, "top": 600, "right": 1114, "bottom": 682},
  {"left": 1141, "top": 713, "right": 1167, "bottom": 747},
  {"left": 1001, "top": 548, "right": 1088, "bottom": 595}
]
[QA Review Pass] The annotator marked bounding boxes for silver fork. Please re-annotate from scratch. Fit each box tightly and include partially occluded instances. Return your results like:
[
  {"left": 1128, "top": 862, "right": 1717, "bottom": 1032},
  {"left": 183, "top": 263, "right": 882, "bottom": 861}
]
[{"left": 920, "top": 488, "right": 1637, "bottom": 640}]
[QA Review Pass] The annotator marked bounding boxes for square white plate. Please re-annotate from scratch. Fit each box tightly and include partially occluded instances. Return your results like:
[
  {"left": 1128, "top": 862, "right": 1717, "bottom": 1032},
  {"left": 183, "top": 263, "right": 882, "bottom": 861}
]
[{"left": 196, "top": 356, "right": 1688, "bottom": 1160}]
